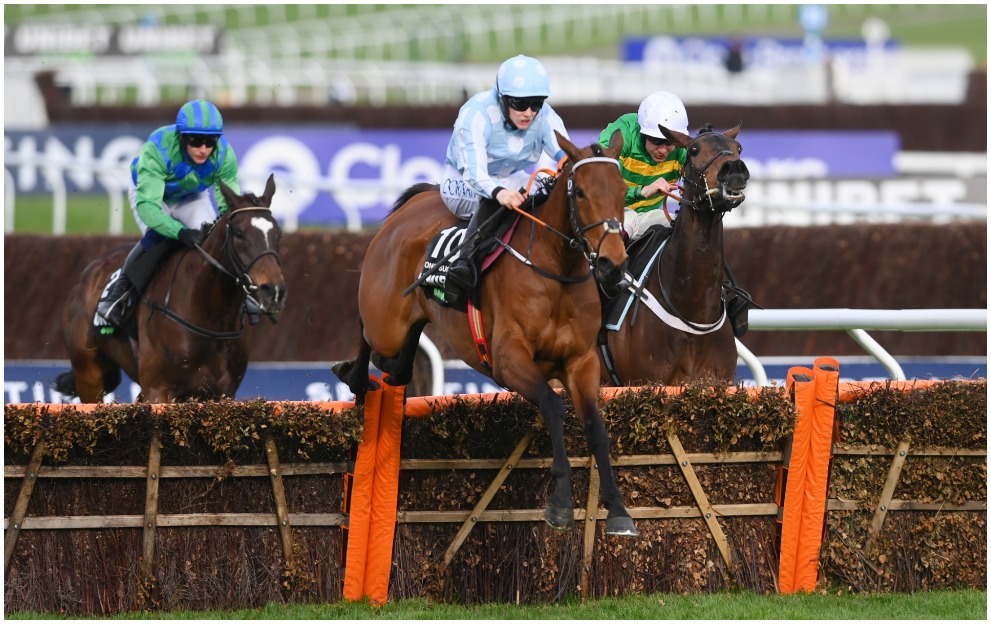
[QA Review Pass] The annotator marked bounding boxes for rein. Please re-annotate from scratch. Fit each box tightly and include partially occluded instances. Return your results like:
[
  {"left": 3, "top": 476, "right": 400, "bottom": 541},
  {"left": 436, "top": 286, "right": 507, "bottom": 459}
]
[
  {"left": 502, "top": 154, "right": 624, "bottom": 284},
  {"left": 148, "top": 207, "right": 282, "bottom": 339}
]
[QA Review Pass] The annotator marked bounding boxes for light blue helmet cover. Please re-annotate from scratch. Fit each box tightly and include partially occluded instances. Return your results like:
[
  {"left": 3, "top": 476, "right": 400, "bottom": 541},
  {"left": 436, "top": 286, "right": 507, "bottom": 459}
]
[{"left": 496, "top": 55, "right": 551, "bottom": 98}]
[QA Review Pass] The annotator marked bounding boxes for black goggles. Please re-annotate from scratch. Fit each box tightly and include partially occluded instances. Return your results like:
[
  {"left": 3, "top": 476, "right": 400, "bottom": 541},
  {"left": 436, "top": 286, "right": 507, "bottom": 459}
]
[
  {"left": 183, "top": 135, "right": 219, "bottom": 149},
  {"left": 505, "top": 96, "right": 545, "bottom": 113},
  {"left": 644, "top": 135, "right": 672, "bottom": 147}
]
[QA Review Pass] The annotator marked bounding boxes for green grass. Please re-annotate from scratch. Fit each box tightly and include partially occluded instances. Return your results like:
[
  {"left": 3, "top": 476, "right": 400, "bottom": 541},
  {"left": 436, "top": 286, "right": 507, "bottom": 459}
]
[
  {"left": 4, "top": 589, "right": 986, "bottom": 620},
  {"left": 10, "top": 193, "right": 143, "bottom": 236}
]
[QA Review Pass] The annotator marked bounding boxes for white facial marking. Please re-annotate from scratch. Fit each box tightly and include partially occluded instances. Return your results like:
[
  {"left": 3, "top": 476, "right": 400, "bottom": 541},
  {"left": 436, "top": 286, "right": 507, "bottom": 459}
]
[{"left": 250, "top": 216, "right": 275, "bottom": 248}]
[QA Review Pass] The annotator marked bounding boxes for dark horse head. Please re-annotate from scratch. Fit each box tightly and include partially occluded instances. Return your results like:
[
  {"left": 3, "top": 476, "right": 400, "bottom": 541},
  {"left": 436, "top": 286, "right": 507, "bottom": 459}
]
[
  {"left": 657, "top": 122, "right": 749, "bottom": 213},
  {"left": 55, "top": 173, "right": 288, "bottom": 404},
  {"left": 210, "top": 174, "right": 288, "bottom": 316}
]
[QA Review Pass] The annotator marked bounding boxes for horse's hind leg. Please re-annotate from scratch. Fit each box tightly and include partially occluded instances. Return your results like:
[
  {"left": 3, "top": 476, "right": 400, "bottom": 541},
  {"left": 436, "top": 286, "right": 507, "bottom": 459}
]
[{"left": 64, "top": 354, "right": 122, "bottom": 404}]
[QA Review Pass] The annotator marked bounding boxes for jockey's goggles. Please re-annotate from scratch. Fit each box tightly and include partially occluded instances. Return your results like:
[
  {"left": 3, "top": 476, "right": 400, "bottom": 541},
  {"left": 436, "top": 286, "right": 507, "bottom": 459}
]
[
  {"left": 505, "top": 96, "right": 545, "bottom": 113},
  {"left": 183, "top": 135, "right": 219, "bottom": 149},
  {"left": 644, "top": 135, "right": 672, "bottom": 147}
]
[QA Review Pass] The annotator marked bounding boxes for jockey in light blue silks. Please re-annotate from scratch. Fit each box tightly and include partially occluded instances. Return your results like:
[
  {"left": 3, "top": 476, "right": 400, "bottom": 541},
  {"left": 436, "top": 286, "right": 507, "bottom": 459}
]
[{"left": 441, "top": 55, "right": 570, "bottom": 298}]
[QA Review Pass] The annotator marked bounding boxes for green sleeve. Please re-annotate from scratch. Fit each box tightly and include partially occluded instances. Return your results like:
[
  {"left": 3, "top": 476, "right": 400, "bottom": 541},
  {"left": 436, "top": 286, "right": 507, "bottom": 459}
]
[
  {"left": 212, "top": 147, "right": 240, "bottom": 215},
  {"left": 625, "top": 184, "right": 643, "bottom": 207},
  {"left": 134, "top": 143, "right": 185, "bottom": 239}
]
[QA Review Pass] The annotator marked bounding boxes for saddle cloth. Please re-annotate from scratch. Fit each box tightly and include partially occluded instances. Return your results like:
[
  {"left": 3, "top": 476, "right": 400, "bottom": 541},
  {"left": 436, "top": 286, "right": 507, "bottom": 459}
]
[
  {"left": 601, "top": 224, "right": 673, "bottom": 331},
  {"left": 420, "top": 215, "right": 521, "bottom": 311}
]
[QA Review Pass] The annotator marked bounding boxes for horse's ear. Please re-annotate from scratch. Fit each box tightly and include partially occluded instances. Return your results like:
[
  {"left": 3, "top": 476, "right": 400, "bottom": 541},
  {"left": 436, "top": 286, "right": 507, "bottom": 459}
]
[
  {"left": 262, "top": 174, "right": 277, "bottom": 205},
  {"left": 555, "top": 130, "right": 580, "bottom": 162},
  {"left": 218, "top": 179, "right": 239, "bottom": 210},
  {"left": 724, "top": 122, "right": 743, "bottom": 140},
  {"left": 658, "top": 124, "right": 691, "bottom": 149},
  {"left": 604, "top": 129, "right": 624, "bottom": 159}
]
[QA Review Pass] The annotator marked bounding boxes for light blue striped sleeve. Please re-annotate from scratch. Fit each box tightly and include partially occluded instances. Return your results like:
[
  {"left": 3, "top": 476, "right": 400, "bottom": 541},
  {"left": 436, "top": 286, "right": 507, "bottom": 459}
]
[
  {"left": 542, "top": 105, "right": 569, "bottom": 163},
  {"left": 460, "top": 105, "right": 498, "bottom": 198}
]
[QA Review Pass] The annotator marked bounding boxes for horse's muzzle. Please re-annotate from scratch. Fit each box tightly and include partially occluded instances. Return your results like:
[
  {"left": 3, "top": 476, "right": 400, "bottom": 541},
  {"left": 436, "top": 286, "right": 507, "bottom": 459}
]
[
  {"left": 257, "top": 281, "right": 288, "bottom": 314},
  {"left": 595, "top": 256, "right": 628, "bottom": 289},
  {"left": 717, "top": 160, "right": 750, "bottom": 208}
]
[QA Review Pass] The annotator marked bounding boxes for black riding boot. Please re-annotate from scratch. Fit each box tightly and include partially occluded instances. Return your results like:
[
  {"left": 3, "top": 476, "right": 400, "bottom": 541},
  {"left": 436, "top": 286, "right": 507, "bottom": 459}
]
[
  {"left": 96, "top": 242, "right": 144, "bottom": 327},
  {"left": 96, "top": 239, "right": 175, "bottom": 327},
  {"left": 446, "top": 199, "right": 501, "bottom": 294}
]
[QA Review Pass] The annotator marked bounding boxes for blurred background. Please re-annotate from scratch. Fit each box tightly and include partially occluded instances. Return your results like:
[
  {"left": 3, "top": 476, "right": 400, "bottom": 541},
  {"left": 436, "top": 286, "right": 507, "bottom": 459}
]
[
  {"left": 4, "top": 3, "right": 987, "bottom": 232},
  {"left": 3, "top": 3, "right": 987, "bottom": 402}
]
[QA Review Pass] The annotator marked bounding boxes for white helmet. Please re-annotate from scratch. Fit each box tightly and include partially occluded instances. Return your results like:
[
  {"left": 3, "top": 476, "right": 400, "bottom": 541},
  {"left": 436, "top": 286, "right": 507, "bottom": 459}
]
[{"left": 637, "top": 91, "right": 689, "bottom": 139}]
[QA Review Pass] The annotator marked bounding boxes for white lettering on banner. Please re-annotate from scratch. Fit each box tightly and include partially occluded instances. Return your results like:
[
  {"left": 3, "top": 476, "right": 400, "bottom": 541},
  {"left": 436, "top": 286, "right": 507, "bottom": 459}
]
[
  {"left": 305, "top": 381, "right": 355, "bottom": 402},
  {"left": 239, "top": 136, "right": 322, "bottom": 223},
  {"left": 327, "top": 142, "right": 444, "bottom": 216},
  {"left": 5, "top": 135, "right": 142, "bottom": 191},
  {"left": 13, "top": 24, "right": 113, "bottom": 55},
  {"left": 744, "top": 158, "right": 829, "bottom": 179},
  {"left": 747, "top": 179, "right": 969, "bottom": 207},
  {"left": 4, "top": 381, "right": 28, "bottom": 403}
]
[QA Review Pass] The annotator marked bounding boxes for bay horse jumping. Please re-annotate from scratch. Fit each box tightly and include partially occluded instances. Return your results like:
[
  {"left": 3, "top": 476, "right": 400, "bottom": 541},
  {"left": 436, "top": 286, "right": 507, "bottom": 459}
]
[
  {"left": 333, "top": 131, "right": 639, "bottom": 536},
  {"left": 55, "top": 174, "right": 287, "bottom": 404},
  {"left": 598, "top": 123, "right": 751, "bottom": 387}
]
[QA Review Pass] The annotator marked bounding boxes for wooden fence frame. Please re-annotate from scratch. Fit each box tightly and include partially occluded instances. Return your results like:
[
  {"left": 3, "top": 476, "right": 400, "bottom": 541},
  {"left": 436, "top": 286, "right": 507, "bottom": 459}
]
[{"left": 4, "top": 373, "right": 987, "bottom": 607}]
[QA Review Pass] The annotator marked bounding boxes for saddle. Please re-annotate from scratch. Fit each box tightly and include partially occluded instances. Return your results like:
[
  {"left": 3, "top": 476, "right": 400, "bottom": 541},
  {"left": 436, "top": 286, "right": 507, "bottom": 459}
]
[
  {"left": 599, "top": 224, "right": 757, "bottom": 338},
  {"left": 601, "top": 225, "right": 673, "bottom": 330},
  {"left": 420, "top": 212, "right": 521, "bottom": 312}
]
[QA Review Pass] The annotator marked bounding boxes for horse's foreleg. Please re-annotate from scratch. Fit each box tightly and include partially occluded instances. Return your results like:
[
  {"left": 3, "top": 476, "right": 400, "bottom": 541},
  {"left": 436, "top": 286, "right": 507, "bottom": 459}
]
[
  {"left": 494, "top": 343, "right": 575, "bottom": 531},
  {"left": 331, "top": 327, "right": 373, "bottom": 404},
  {"left": 566, "top": 352, "right": 638, "bottom": 537},
  {"left": 374, "top": 320, "right": 428, "bottom": 387}
]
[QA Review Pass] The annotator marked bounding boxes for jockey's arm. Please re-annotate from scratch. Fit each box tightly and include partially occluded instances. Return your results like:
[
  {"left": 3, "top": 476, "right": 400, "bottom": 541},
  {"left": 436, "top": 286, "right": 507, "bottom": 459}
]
[
  {"left": 134, "top": 146, "right": 185, "bottom": 239},
  {"left": 213, "top": 145, "right": 241, "bottom": 215}
]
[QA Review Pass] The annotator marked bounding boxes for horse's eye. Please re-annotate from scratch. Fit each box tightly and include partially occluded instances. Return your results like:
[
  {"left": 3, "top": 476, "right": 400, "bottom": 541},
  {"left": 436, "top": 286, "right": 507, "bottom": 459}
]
[
  {"left": 232, "top": 227, "right": 245, "bottom": 239},
  {"left": 690, "top": 146, "right": 700, "bottom": 157},
  {"left": 575, "top": 187, "right": 585, "bottom": 200},
  {"left": 737, "top": 146, "right": 743, "bottom": 155}
]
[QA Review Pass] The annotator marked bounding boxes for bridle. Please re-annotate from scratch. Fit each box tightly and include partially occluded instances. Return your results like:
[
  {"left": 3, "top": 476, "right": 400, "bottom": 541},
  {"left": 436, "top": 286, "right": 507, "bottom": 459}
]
[
  {"left": 197, "top": 207, "right": 282, "bottom": 312},
  {"left": 149, "top": 207, "right": 283, "bottom": 339},
  {"left": 678, "top": 130, "right": 747, "bottom": 214},
  {"left": 567, "top": 155, "right": 625, "bottom": 265},
  {"left": 502, "top": 154, "right": 625, "bottom": 285},
  {"left": 652, "top": 130, "right": 748, "bottom": 334}
]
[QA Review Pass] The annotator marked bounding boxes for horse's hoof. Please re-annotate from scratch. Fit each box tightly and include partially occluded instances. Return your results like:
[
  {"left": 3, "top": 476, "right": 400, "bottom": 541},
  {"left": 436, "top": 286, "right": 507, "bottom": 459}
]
[
  {"left": 331, "top": 360, "right": 352, "bottom": 380},
  {"left": 543, "top": 505, "right": 575, "bottom": 531},
  {"left": 605, "top": 515, "right": 638, "bottom": 537}
]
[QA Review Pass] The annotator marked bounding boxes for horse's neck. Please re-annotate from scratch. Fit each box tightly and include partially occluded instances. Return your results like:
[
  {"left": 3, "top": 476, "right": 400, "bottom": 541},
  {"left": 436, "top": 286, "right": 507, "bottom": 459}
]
[
  {"left": 172, "top": 243, "right": 243, "bottom": 322},
  {"left": 660, "top": 206, "right": 725, "bottom": 313}
]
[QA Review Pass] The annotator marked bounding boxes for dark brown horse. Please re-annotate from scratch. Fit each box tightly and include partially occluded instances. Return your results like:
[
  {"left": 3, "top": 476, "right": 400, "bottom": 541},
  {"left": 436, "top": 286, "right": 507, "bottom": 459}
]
[
  {"left": 55, "top": 175, "right": 287, "bottom": 403},
  {"left": 333, "top": 131, "right": 639, "bottom": 536},
  {"left": 598, "top": 124, "right": 750, "bottom": 387}
]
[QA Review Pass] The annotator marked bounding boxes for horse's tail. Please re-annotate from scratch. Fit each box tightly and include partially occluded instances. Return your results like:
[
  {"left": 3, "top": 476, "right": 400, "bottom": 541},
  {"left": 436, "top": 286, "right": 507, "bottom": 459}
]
[
  {"left": 390, "top": 182, "right": 440, "bottom": 216},
  {"left": 52, "top": 371, "right": 79, "bottom": 399}
]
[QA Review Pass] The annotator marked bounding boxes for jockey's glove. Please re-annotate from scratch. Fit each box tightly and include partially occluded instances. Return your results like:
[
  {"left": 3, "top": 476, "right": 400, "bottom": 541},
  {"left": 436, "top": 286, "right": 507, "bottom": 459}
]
[{"left": 178, "top": 228, "right": 205, "bottom": 248}]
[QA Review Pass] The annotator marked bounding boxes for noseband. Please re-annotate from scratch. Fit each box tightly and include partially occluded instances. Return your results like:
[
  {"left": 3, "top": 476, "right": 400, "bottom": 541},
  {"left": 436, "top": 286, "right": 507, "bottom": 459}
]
[
  {"left": 679, "top": 133, "right": 747, "bottom": 214},
  {"left": 198, "top": 207, "right": 282, "bottom": 308}
]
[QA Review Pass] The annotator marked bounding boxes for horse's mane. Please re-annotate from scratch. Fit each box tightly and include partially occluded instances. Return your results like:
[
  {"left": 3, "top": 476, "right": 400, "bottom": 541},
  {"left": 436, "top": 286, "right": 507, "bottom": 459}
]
[{"left": 390, "top": 182, "right": 440, "bottom": 216}]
